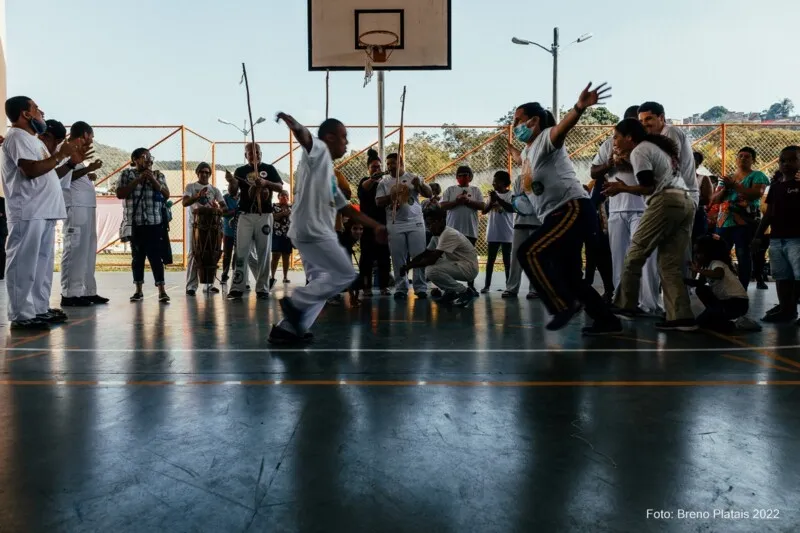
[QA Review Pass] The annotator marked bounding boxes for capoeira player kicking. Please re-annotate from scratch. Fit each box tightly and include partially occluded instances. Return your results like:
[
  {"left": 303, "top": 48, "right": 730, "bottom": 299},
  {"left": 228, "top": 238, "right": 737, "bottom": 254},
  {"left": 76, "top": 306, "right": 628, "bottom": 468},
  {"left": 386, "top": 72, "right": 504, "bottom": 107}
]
[{"left": 269, "top": 112, "right": 388, "bottom": 345}]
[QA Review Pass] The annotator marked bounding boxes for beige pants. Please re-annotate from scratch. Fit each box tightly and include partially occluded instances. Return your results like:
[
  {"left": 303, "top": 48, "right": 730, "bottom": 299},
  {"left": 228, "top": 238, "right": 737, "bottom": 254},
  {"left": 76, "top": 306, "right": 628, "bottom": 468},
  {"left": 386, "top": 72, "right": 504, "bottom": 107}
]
[
  {"left": 426, "top": 260, "right": 478, "bottom": 294},
  {"left": 615, "top": 190, "right": 694, "bottom": 321}
]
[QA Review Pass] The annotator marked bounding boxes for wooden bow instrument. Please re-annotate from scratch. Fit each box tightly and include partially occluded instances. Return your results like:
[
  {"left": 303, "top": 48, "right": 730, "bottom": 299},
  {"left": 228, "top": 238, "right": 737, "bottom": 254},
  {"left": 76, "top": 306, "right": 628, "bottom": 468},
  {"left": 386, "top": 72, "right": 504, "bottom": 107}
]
[
  {"left": 241, "top": 63, "right": 264, "bottom": 214},
  {"left": 391, "top": 86, "right": 407, "bottom": 223}
]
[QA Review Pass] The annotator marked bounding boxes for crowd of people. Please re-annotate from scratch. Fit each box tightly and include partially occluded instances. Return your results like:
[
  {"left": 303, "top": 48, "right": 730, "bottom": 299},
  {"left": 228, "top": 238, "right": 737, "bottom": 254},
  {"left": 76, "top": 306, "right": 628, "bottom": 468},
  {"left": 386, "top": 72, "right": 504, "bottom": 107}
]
[{"left": 2, "top": 90, "right": 800, "bottom": 342}]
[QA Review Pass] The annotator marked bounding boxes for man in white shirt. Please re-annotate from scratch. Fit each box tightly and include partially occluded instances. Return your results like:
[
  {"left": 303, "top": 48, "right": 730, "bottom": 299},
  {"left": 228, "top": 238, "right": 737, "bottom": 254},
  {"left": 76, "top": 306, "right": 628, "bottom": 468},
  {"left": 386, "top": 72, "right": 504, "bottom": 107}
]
[
  {"left": 401, "top": 207, "right": 479, "bottom": 308},
  {"left": 375, "top": 153, "right": 432, "bottom": 300},
  {"left": 60, "top": 121, "right": 108, "bottom": 307},
  {"left": 440, "top": 165, "right": 485, "bottom": 293},
  {"left": 591, "top": 105, "right": 662, "bottom": 315},
  {"left": 271, "top": 113, "right": 388, "bottom": 344},
  {"left": 1, "top": 97, "right": 85, "bottom": 329},
  {"left": 183, "top": 162, "right": 224, "bottom": 295}
]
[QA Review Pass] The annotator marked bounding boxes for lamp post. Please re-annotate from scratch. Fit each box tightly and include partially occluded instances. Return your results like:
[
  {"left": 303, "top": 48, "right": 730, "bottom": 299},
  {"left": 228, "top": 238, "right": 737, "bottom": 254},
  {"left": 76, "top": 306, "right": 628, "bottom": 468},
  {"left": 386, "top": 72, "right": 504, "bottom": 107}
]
[
  {"left": 217, "top": 117, "right": 266, "bottom": 143},
  {"left": 512, "top": 29, "right": 593, "bottom": 120}
]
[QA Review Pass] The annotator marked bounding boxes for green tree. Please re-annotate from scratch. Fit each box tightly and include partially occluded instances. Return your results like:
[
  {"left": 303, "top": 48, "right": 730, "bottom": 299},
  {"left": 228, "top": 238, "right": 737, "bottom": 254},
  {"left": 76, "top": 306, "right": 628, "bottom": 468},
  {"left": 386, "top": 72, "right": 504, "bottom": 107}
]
[
  {"left": 701, "top": 105, "right": 729, "bottom": 121},
  {"left": 764, "top": 98, "right": 795, "bottom": 120}
]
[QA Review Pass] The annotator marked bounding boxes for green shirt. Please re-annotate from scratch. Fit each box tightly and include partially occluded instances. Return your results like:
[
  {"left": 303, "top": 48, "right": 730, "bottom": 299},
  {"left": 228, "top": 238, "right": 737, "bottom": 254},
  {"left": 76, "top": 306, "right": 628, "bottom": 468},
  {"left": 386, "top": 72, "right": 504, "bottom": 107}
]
[{"left": 716, "top": 171, "right": 770, "bottom": 228}]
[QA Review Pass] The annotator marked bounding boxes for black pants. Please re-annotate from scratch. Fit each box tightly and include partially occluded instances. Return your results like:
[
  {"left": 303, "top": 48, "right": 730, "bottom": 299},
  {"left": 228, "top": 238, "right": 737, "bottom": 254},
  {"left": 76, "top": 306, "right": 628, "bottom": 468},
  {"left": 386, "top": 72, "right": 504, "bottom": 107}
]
[
  {"left": 466, "top": 236, "right": 478, "bottom": 289},
  {"left": 692, "top": 206, "right": 709, "bottom": 242},
  {"left": 717, "top": 224, "right": 755, "bottom": 290},
  {"left": 359, "top": 228, "right": 391, "bottom": 291},
  {"left": 753, "top": 235, "right": 770, "bottom": 283},
  {"left": 222, "top": 235, "right": 235, "bottom": 276},
  {"left": 584, "top": 228, "right": 614, "bottom": 295},
  {"left": 517, "top": 198, "right": 616, "bottom": 322},
  {"left": 695, "top": 285, "right": 748, "bottom": 327},
  {"left": 484, "top": 241, "right": 511, "bottom": 288},
  {"left": 131, "top": 224, "right": 166, "bottom": 286},
  {"left": 0, "top": 233, "right": 6, "bottom": 279}
]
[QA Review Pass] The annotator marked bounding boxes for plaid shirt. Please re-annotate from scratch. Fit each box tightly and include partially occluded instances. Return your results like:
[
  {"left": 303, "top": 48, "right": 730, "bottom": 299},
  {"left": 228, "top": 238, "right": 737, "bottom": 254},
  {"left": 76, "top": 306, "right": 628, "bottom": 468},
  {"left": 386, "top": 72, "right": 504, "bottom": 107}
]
[{"left": 118, "top": 168, "right": 169, "bottom": 226}]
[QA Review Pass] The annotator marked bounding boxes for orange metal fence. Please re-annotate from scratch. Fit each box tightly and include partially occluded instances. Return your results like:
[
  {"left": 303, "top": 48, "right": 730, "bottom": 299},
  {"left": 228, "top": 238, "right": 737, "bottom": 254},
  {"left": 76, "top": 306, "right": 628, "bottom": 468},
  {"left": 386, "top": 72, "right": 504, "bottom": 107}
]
[{"left": 65, "top": 122, "right": 800, "bottom": 271}]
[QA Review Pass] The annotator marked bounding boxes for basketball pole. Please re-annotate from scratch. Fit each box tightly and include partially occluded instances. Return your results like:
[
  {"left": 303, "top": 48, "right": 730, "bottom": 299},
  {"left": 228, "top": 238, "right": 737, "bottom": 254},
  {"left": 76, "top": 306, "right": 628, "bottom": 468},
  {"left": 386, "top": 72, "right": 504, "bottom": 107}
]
[{"left": 377, "top": 70, "right": 385, "bottom": 163}]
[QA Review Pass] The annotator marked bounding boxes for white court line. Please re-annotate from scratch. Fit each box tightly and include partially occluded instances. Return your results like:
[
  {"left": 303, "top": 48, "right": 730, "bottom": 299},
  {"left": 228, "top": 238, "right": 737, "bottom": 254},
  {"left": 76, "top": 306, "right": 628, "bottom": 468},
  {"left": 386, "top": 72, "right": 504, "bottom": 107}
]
[{"left": 1, "top": 345, "right": 800, "bottom": 354}]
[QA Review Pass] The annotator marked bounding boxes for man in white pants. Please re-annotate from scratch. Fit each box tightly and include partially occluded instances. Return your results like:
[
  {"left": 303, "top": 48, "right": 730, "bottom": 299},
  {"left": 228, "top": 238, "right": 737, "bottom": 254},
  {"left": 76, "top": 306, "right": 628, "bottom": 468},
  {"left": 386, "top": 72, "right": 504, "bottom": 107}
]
[
  {"left": 270, "top": 113, "right": 388, "bottom": 345},
  {"left": 183, "top": 162, "right": 224, "bottom": 295},
  {"left": 401, "top": 207, "right": 479, "bottom": 308},
  {"left": 226, "top": 143, "right": 283, "bottom": 300},
  {"left": 375, "top": 153, "right": 431, "bottom": 300},
  {"left": 1, "top": 97, "right": 84, "bottom": 329},
  {"left": 60, "top": 121, "right": 108, "bottom": 307},
  {"left": 591, "top": 105, "right": 662, "bottom": 314}
]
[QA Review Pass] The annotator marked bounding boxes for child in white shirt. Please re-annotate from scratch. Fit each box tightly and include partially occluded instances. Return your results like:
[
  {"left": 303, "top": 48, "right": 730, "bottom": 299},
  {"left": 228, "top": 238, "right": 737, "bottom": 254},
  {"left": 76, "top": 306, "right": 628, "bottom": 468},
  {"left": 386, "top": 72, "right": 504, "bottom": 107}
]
[{"left": 481, "top": 171, "right": 514, "bottom": 293}]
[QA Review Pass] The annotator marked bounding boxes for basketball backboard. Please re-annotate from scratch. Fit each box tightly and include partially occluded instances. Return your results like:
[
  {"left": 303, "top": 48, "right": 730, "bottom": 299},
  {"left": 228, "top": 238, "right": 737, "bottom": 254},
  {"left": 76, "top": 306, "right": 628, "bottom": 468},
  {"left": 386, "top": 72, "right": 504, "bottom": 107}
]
[{"left": 308, "top": 0, "right": 452, "bottom": 71}]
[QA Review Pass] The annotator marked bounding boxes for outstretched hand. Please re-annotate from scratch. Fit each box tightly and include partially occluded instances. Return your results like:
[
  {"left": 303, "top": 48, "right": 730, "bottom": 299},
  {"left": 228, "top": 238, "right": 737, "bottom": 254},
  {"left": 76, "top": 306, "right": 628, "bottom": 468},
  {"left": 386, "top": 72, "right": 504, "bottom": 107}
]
[
  {"left": 576, "top": 82, "right": 611, "bottom": 111},
  {"left": 603, "top": 181, "right": 627, "bottom": 197},
  {"left": 275, "top": 112, "right": 297, "bottom": 129}
]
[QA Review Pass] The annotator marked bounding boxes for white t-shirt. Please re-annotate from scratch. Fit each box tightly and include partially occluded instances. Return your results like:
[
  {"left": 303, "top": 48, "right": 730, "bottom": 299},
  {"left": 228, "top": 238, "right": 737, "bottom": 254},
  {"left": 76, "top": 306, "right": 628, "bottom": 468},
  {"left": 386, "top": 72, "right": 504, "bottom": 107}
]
[
  {"left": 592, "top": 136, "right": 646, "bottom": 213},
  {"left": 511, "top": 174, "right": 541, "bottom": 227},
  {"left": 661, "top": 125, "right": 698, "bottom": 207},
  {"left": 184, "top": 182, "right": 224, "bottom": 224},
  {"left": 427, "top": 226, "right": 478, "bottom": 270},
  {"left": 1, "top": 127, "right": 67, "bottom": 222},
  {"left": 707, "top": 260, "right": 747, "bottom": 300},
  {"left": 486, "top": 190, "right": 514, "bottom": 243},
  {"left": 629, "top": 141, "right": 687, "bottom": 200},
  {"left": 376, "top": 172, "right": 424, "bottom": 229},
  {"left": 61, "top": 162, "right": 98, "bottom": 208},
  {"left": 442, "top": 185, "right": 483, "bottom": 238},
  {"left": 521, "top": 128, "right": 588, "bottom": 221},
  {"left": 288, "top": 137, "right": 349, "bottom": 243}
]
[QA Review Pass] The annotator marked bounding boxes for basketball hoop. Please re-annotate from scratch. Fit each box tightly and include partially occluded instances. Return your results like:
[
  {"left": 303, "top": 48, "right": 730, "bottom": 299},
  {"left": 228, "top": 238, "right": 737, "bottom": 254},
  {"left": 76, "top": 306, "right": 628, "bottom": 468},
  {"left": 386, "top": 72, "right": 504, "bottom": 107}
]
[{"left": 359, "top": 30, "right": 399, "bottom": 87}]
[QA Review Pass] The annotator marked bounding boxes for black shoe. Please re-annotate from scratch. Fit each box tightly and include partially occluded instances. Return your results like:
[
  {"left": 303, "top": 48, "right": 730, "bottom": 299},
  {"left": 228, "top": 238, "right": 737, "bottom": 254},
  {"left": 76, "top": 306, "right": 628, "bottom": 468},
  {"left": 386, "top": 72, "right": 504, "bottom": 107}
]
[
  {"left": 221, "top": 274, "right": 229, "bottom": 283},
  {"left": 85, "top": 295, "right": 109, "bottom": 304},
  {"left": 526, "top": 291, "right": 539, "bottom": 300},
  {"left": 207, "top": 286, "right": 220, "bottom": 294},
  {"left": 582, "top": 319, "right": 623, "bottom": 336},
  {"left": 765, "top": 305, "right": 782, "bottom": 316},
  {"left": 186, "top": 290, "right": 196, "bottom": 296},
  {"left": 36, "top": 311, "right": 67, "bottom": 324},
  {"left": 546, "top": 301, "right": 583, "bottom": 331},
  {"left": 415, "top": 292, "right": 428, "bottom": 299},
  {"left": 130, "top": 292, "right": 144, "bottom": 302},
  {"left": 268, "top": 324, "right": 311, "bottom": 345},
  {"left": 256, "top": 291, "right": 269, "bottom": 300},
  {"left": 394, "top": 291, "right": 407, "bottom": 301},
  {"left": 61, "top": 296, "right": 93, "bottom": 307},
  {"left": 655, "top": 319, "right": 698, "bottom": 331},
  {"left": 158, "top": 294, "right": 171, "bottom": 303},
  {"left": 436, "top": 290, "right": 460, "bottom": 306},
  {"left": 501, "top": 291, "right": 517, "bottom": 298},
  {"left": 227, "top": 291, "right": 243, "bottom": 300},
  {"left": 430, "top": 288, "right": 443, "bottom": 298},
  {"left": 269, "top": 278, "right": 277, "bottom": 290},
  {"left": 756, "top": 281, "right": 768, "bottom": 290},
  {"left": 279, "top": 297, "right": 304, "bottom": 335},
  {"left": 610, "top": 305, "right": 645, "bottom": 318},
  {"left": 469, "top": 286, "right": 479, "bottom": 297},
  {"left": 10, "top": 318, "right": 50, "bottom": 330},
  {"left": 454, "top": 290, "right": 477, "bottom": 308},
  {"left": 762, "top": 312, "right": 798, "bottom": 323}
]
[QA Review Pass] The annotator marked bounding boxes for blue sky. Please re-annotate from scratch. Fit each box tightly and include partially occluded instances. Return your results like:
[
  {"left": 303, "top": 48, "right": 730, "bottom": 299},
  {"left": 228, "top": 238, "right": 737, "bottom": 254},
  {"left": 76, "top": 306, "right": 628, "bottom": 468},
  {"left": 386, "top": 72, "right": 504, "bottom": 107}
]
[{"left": 7, "top": 0, "right": 799, "bottom": 167}]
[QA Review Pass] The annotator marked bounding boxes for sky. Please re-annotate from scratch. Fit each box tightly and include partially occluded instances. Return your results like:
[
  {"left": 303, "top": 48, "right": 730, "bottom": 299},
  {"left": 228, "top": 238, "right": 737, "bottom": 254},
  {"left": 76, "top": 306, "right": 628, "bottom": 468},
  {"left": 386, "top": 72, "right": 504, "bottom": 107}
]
[{"left": 6, "top": 0, "right": 800, "bottom": 168}]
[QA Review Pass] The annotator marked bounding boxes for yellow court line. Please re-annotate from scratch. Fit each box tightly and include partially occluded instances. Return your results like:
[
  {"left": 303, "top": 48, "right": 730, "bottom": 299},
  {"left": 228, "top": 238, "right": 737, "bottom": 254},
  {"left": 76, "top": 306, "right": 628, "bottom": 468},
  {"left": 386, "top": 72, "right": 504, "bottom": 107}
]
[
  {"left": 610, "top": 335, "right": 658, "bottom": 345},
  {"left": 721, "top": 353, "right": 800, "bottom": 374},
  {"left": 0, "top": 379, "right": 799, "bottom": 387},
  {"left": 4, "top": 351, "right": 52, "bottom": 363},
  {"left": 704, "top": 329, "right": 800, "bottom": 370}
]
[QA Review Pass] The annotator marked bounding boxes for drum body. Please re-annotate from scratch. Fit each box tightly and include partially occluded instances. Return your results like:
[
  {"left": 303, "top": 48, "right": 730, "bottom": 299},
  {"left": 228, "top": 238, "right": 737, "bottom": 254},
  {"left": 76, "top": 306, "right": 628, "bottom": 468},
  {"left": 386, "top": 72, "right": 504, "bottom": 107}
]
[{"left": 192, "top": 207, "right": 223, "bottom": 284}]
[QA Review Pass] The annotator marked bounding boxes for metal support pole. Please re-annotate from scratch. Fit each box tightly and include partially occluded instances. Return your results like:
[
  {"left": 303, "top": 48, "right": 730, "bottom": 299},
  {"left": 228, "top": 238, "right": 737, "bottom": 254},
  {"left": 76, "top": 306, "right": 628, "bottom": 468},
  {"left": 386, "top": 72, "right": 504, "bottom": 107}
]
[
  {"left": 377, "top": 70, "right": 386, "bottom": 163},
  {"left": 211, "top": 143, "right": 216, "bottom": 188},
  {"left": 552, "top": 27, "right": 559, "bottom": 120},
  {"left": 181, "top": 126, "right": 187, "bottom": 269}
]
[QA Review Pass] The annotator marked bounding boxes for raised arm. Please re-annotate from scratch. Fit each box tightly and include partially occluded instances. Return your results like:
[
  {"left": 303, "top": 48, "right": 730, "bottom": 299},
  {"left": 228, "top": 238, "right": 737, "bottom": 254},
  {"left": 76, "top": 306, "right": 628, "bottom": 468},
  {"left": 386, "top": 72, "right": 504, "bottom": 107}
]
[
  {"left": 276, "top": 112, "right": 312, "bottom": 152},
  {"left": 550, "top": 82, "right": 611, "bottom": 148}
]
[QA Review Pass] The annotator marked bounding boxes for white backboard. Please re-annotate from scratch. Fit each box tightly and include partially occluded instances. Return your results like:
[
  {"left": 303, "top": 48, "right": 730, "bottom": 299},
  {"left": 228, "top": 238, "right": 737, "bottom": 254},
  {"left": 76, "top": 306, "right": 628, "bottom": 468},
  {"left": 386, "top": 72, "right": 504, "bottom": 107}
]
[{"left": 308, "top": 0, "right": 451, "bottom": 71}]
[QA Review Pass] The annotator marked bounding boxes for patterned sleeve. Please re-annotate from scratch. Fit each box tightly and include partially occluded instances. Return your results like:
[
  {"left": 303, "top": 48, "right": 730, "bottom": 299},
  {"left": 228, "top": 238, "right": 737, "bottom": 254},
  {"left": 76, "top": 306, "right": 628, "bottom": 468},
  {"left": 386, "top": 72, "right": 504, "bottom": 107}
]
[
  {"left": 156, "top": 171, "right": 168, "bottom": 188},
  {"left": 118, "top": 168, "right": 134, "bottom": 187}
]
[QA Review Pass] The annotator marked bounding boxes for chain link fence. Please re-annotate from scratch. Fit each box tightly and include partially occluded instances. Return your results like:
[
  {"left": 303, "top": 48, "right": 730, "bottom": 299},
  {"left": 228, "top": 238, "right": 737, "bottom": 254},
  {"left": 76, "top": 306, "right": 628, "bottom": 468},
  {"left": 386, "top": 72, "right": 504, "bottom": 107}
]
[{"left": 79, "top": 123, "right": 800, "bottom": 270}]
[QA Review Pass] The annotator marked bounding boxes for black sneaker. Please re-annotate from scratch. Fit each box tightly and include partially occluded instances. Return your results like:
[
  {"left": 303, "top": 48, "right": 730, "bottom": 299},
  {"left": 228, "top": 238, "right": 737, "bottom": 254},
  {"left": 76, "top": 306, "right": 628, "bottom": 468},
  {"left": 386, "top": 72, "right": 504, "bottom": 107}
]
[
  {"left": 430, "top": 288, "right": 443, "bottom": 298},
  {"left": 764, "top": 305, "right": 782, "bottom": 316},
  {"left": 85, "top": 295, "right": 109, "bottom": 304},
  {"left": 501, "top": 291, "right": 517, "bottom": 298},
  {"left": 158, "top": 294, "right": 171, "bottom": 303},
  {"left": 415, "top": 292, "right": 428, "bottom": 300},
  {"left": 221, "top": 274, "right": 229, "bottom": 283},
  {"left": 756, "top": 281, "right": 768, "bottom": 290},
  {"left": 546, "top": 301, "right": 583, "bottom": 331},
  {"left": 256, "top": 291, "right": 269, "bottom": 300},
  {"left": 186, "top": 290, "right": 197, "bottom": 296},
  {"left": 227, "top": 291, "right": 243, "bottom": 300},
  {"left": 610, "top": 305, "right": 645, "bottom": 318},
  {"left": 36, "top": 311, "right": 67, "bottom": 324},
  {"left": 268, "top": 324, "right": 310, "bottom": 345},
  {"left": 130, "top": 292, "right": 144, "bottom": 302},
  {"left": 10, "top": 318, "right": 50, "bottom": 330},
  {"left": 469, "top": 286, "right": 479, "bottom": 297},
  {"left": 582, "top": 319, "right": 623, "bottom": 336},
  {"left": 207, "top": 286, "right": 220, "bottom": 294},
  {"left": 269, "top": 278, "right": 277, "bottom": 290},
  {"left": 454, "top": 291, "right": 477, "bottom": 308},
  {"left": 762, "top": 312, "right": 797, "bottom": 323},
  {"left": 526, "top": 291, "right": 540, "bottom": 300},
  {"left": 394, "top": 291, "right": 407, "bottom": 301},
  {"left": 61, "top": 296, "right": 93, "bottom": 307},
  {"left": 279, "top": 297, "right": 304, "bottom": 335},
  {"left": 655, "top": 319, "right": 698, "bottom": 331},
  {"left": 436, "top": 290, "right": 460, "bottom": 306}
]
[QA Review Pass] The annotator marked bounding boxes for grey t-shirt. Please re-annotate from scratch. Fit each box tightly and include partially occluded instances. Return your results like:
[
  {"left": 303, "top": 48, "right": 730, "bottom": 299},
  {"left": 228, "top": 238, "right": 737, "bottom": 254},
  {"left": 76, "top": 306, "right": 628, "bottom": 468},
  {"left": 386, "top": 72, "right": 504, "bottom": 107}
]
[
  {"left": 443, "top": 185, "right": 483, "bottom": 239},
  {"left": 376, "top": 172, "right": 424, "bottom": 229}
]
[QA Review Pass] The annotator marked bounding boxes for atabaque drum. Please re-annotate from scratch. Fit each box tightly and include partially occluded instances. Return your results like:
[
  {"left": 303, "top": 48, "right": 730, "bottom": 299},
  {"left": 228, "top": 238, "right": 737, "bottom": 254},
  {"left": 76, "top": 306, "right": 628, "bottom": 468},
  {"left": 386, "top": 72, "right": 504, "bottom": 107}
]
[{"left": 192, "top": 206, "right": 223, "bottom": 284}]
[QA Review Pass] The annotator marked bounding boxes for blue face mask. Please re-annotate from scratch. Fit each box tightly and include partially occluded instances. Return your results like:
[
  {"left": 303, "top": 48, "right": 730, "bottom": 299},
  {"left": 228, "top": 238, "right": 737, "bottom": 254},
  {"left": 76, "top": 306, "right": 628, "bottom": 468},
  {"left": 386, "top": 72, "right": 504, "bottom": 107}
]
[
  {"left": 514, "top": 123, "right": 533, "bottom": 143},
  {"left": 30, "top": 116, "right": 47, "bottom": 135}
]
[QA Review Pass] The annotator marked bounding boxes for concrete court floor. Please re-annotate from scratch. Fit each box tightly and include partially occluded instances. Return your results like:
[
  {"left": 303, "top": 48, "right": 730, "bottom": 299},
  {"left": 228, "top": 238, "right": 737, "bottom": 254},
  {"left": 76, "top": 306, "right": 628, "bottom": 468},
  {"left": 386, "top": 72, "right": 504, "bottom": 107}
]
[{"left": 0, "top": 271, "right": 799, "bottom": 533}]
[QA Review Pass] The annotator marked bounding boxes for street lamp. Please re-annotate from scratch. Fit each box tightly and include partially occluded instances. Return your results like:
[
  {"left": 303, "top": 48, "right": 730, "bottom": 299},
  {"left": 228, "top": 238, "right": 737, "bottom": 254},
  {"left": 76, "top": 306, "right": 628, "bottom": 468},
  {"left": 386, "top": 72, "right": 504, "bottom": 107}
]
[
  {"left": 217, "top": 117, "right": 266, "bottom": 143},
  {"left": 512, "top": 29, "right": 593, "bottom": 120}
]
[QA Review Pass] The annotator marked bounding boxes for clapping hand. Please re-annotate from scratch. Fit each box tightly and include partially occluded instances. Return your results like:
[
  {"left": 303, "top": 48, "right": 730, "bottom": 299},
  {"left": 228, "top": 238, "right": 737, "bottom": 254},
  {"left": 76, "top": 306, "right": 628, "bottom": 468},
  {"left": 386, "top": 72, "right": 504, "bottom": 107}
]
[
  {"left": 603, "top": 180, "right": 627, "bottom": 197},
  {"left": 576, "top": 82, "right": 612, "bottom": 111},
  {"left": 87, "top": 159, "right": 103, "bottom": 172},
  {"left": 457, "top": 192, "right": 470, "bottom": 204},
  {"left": 56, "top": 137, "right": 83, "bottom": 161}
]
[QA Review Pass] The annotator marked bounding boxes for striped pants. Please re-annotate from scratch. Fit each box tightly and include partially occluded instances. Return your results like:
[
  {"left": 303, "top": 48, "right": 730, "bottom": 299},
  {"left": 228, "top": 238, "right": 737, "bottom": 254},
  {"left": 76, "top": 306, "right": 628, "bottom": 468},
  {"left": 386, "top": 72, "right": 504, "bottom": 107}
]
[{"left": 517, "top": 198, "right": 615, "bottom": 322}]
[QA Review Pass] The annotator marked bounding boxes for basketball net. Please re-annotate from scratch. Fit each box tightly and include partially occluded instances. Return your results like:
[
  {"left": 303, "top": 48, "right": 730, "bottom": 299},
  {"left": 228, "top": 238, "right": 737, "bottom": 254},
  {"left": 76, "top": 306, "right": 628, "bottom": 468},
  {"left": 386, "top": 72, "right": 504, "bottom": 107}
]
[{"left": 363, "top": 46, "right": 378, "bottom": 87}]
